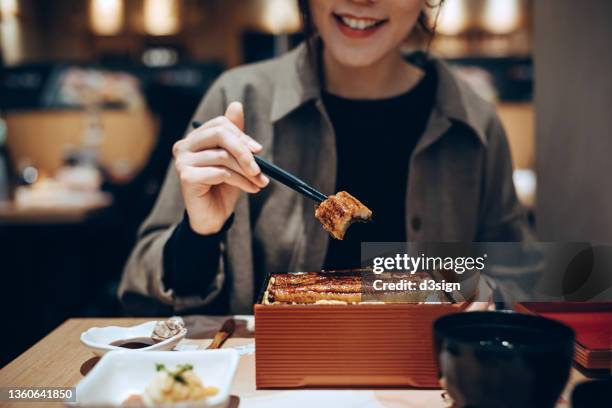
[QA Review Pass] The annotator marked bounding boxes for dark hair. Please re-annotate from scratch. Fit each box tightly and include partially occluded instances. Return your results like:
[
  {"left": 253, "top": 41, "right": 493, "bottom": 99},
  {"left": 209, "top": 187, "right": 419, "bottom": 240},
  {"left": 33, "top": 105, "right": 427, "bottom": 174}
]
[{"left": 297, "top": 0, "right": 444, "bottom": 53}]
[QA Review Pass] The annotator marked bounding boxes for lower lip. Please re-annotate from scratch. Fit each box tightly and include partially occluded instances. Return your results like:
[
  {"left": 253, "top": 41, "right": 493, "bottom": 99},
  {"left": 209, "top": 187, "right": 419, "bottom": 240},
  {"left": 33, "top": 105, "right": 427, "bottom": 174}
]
[{"left": 334, "top": 16, "right": 385, "bottom": 39}]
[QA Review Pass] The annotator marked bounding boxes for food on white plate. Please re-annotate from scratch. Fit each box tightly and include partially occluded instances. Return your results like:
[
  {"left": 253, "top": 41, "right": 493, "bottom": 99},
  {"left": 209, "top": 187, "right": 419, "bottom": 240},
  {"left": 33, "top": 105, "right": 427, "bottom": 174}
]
[
  {"left": 151, "top": 317, "right": 185, "bottom": 342},
  {"left": 123, "top": 363, "right": 218, "bottom": 406},
  {"left": 315, "top": 191, "right": 372, "bottom": 240}
]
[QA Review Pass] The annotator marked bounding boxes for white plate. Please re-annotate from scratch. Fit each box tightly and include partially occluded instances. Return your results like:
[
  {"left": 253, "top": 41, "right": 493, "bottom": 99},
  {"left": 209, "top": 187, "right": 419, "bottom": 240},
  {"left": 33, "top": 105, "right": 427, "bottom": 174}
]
[
  {"left": 80, "top": 321, "right": 186, "bottom": 356},
  {"left": 73, "top": 349, "right": 239, "bottom": 407}
]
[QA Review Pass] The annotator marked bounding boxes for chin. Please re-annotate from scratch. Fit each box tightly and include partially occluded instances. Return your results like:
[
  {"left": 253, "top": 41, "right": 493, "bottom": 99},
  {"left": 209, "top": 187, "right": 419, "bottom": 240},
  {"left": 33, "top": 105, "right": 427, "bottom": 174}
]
[{"left": 326, "top": 45, "right": 389, "bottom": 68}]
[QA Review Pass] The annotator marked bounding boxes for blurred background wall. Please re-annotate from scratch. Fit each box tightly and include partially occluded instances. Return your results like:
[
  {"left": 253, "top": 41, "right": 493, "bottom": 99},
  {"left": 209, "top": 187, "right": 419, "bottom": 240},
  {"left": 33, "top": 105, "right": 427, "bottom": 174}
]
[
  {"left": 535, "top": 0, "right": 612, "bottom": 241},
  {"left": 1, "top": 0, "right": 289, "bottom": 67}
]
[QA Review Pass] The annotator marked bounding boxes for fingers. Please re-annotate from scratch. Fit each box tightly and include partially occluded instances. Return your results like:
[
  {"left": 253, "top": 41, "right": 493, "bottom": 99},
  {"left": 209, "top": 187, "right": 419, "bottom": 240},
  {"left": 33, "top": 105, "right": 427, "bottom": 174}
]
[
  {"left": 180, "top": 166, "right": 261, "bottom": 194},
  {"left": 225, "top": 101, "right": 245, "bottom": 131},
  {"left": 201, "top": 115, "right": 262, "bottom": 153},
  {"left": 178, "top": 149, "right": 269, "bottom": 188},
  {"left": 198, "top": 102, "right": 261, "bottom": 152},
  {"left": 176, "top": 125, "right": 261, "bottom": 177},
  {"left": 173, "top": 102, "right": 269, "bottom": 194}
]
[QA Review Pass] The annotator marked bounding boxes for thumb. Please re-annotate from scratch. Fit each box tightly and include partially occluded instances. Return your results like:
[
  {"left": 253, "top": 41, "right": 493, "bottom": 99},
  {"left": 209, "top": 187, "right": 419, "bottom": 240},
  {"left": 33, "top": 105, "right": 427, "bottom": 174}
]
[{"left": 224, "top": 101, "right": 245, "bottom": 131}]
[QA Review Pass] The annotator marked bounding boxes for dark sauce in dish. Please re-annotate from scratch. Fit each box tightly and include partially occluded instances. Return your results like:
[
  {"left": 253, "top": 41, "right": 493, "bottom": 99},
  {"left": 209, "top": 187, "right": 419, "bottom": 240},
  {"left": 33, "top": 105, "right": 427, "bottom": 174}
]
[{"left": 110, "top": 337, "right": 157, "bottom": 349}]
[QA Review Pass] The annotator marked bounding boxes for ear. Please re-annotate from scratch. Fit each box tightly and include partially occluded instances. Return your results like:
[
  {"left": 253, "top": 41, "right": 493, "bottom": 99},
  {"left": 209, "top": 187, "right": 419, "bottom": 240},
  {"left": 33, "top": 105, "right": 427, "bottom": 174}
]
[{"left": 224, "top": 101, "right": 245, "bottom": 131}]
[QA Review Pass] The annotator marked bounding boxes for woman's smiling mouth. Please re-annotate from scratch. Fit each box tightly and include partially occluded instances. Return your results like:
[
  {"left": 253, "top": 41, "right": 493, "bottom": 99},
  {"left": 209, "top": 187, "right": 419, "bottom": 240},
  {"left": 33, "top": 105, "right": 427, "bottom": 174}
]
[{"left": 333, "top": 13, "right": 388, "bottom": 38}]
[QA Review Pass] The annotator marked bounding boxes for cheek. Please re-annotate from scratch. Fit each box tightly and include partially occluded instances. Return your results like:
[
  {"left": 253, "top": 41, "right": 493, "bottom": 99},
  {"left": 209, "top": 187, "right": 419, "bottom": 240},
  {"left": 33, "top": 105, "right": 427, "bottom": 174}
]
[
  {"left": 389, "top": 1, "right": 422, "bottom": 41},
  {"left": 309, "top": 0, "right": 331, "bottom": 33}
]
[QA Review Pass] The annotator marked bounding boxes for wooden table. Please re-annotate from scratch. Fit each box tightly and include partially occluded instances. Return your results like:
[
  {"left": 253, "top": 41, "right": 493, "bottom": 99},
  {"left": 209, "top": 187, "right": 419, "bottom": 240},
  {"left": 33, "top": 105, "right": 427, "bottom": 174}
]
[{"left": 0, "top": 318, "right": 588, "bottom": 408}]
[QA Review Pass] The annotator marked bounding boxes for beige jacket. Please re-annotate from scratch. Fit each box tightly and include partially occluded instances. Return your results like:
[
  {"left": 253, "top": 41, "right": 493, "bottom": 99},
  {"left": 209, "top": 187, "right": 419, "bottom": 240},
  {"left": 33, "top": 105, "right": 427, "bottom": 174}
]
[{"left": 119, "top": 42, "right": 529, "bottom": 315}]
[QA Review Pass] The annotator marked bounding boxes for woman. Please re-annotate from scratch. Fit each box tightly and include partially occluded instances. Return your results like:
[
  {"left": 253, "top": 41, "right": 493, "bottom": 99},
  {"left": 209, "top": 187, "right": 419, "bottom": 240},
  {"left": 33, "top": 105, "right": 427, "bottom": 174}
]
[{"left": 119, "top": 0, "right": 529, "bottom": 315}]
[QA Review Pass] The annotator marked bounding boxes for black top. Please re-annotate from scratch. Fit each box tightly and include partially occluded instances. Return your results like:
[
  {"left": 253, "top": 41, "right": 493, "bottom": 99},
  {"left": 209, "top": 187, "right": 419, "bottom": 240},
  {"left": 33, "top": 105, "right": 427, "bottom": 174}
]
[
  {"left": 163, "top": 64, "right": 437, "bottom": 296},
  {"left": 162, "top": 212, "right": 233, "bottom": 296},
  {"left": 322, "top": 66, "right": 437, "bottom": 269}
]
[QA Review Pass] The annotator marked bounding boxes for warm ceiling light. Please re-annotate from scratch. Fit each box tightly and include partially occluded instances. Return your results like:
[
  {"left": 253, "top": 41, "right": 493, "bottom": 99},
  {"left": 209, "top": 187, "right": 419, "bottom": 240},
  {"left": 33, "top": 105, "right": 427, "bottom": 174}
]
[
  {"left": 0, "top": 0, "right": 18, "bottom": 17},
  {"left": 144, "top": 0, "right": 180, "bottom": 36},
  {"left": 482, "top": 0, "right": 521, "bottom": 35},
  {"left": 259, "top": 0, "right": 301, "bottom": 34},
  {"left": 433, "top": 0, "right": 469, "bottom": 36},
  {"left": 90, "top": 0, "right": 124, "bottom": 35}
]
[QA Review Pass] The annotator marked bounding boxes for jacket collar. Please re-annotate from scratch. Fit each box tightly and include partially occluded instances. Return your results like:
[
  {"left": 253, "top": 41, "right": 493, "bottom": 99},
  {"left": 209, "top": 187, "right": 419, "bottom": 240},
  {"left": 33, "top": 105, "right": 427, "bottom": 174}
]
[
  {"left": 429, "top": 57, "right": 488, "bottom": 145},
  {"left": 270, "top": 40, "right": 488, "bottom": 146},
  {"left": 270, "top": 39, "right": 322, "bottom": 123}
]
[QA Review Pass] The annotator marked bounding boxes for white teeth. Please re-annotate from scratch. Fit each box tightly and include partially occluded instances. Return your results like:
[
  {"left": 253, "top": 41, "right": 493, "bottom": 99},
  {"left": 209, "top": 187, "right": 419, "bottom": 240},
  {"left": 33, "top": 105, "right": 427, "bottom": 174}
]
[{"left": 340, "top": 16, "right": 380, "bottom": 30}]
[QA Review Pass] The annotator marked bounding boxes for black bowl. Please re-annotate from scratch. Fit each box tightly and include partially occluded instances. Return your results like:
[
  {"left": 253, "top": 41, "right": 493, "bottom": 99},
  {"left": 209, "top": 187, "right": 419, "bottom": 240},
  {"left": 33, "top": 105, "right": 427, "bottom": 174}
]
[{"left": 433, "top": 311, "right": 575, "bottom": 408}]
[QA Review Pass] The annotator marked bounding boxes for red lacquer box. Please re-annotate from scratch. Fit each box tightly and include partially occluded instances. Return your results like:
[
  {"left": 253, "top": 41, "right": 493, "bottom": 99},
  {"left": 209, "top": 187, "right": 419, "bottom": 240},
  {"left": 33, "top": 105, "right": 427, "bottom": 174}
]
[
  {"left": 254, "top": 273, "right": 467, "bottom": 389},
  {"left": 515, "top": 302, "right": 612, "bottom": 370}
]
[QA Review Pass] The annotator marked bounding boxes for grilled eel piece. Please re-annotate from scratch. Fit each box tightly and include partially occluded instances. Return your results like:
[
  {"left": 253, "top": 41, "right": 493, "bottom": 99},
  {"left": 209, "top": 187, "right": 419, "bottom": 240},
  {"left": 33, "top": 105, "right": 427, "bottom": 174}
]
[
  {"left": 268, "top": 273, "right": 362, "bottom": 304},
  {"left": 272, "top": 272, "right": 360, "bottom": 286},
  {"left": 315, "top": 191, "right": 372, "bottom": 240},
  {"left": 272, "top": 281, "right": 361, "bottom": 293},
  {"left": 270, "top": 289, "right": 361, "bottom": 304}
]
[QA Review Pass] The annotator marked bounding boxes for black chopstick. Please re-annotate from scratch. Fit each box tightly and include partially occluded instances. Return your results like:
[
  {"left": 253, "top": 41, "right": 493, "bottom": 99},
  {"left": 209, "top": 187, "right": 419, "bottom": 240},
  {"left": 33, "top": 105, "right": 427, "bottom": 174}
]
[{"left": 191, "top": 121, "right": 327, "bottom": 203}]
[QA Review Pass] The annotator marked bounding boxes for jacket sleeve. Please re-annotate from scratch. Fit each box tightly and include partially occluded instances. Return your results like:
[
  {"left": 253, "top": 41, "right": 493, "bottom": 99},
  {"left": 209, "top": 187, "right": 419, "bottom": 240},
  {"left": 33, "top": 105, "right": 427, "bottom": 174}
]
[
  {"left": 118, "top": 78, "right": 229, "bottom": 316},
  {"left": 476, "top": 113, "right": 532, "bottom": 242}
]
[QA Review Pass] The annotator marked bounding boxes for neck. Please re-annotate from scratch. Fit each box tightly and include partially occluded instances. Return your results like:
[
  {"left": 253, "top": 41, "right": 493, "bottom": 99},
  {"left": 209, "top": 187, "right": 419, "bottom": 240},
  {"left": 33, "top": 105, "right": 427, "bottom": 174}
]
[{"left": 322, "top": 48, "right": 423, "bottom": 99}]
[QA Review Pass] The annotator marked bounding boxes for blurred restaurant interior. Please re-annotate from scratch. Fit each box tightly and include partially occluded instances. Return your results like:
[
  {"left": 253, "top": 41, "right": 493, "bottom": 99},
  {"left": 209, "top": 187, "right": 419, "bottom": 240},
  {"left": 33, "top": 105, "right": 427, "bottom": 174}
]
[{"left": 1, "top": 0, "right": 611, "bottom": 367}]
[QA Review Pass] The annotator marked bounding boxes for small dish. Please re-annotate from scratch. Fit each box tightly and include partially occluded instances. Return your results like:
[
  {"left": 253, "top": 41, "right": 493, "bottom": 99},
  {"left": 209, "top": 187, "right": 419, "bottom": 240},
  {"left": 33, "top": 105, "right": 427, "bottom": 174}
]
[
  {"left": 72, "top": 349, "right": 239, "bottom": 407},
  {"left": 80, "top": 321, "right": 187, "bottom": 356}
]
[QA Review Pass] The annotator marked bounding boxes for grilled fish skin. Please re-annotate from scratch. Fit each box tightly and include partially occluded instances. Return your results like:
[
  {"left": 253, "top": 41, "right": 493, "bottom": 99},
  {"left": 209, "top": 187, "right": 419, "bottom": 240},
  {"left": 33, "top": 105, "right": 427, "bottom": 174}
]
[{"left": 315, "top": 191, "right": 372, "bottom": 240}]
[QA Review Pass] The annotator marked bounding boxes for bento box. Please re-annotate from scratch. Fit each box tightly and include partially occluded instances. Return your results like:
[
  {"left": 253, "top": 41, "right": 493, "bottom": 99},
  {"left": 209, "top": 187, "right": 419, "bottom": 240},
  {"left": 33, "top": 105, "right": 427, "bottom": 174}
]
[{"left": 254, "top": 271, "right": 468, "bottom": 389}]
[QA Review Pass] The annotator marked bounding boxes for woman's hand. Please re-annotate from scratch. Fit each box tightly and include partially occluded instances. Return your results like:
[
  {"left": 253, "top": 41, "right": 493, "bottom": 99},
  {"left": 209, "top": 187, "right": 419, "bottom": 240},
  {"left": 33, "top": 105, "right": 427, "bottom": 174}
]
[{"left": 173, "top": 102, "right": 269, "bottom": 235}]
